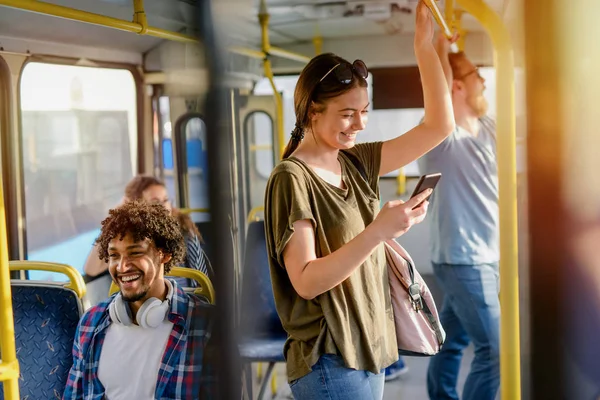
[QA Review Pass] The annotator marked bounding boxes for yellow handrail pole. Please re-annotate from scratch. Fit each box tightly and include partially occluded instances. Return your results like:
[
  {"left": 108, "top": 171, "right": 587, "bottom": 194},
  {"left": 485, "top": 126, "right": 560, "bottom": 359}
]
[
  {"left": 227, "top": 46, "right": 309, "bottom": 64},
  {"left": 179, "top": 208, "right": 210, "bottom": 214},
  {"left": 456, "top": 1, "right": 520, "bottom": 399},
  {"left": 264, "top": 60, "right": 285, "bottom": 159},
  {"left": 247, "top": 206, "right": 265, "bottom": 223},
  {"left": 313, "top": 24, "right": 323, "bottom": 56},
  {"left": 249, "top": 144, "right": 273, "bottom": 152},
  {"left": 0, "top": 0, "right": 198, "bottom": 43},
  {"left": 0, "top": 172, "right": 20, "bottom": 398},
  {"left": 258, "top": 1, "right": 271, "bottom": 56},
  {"left": 228, "top": 47, "right": 267, "bottom": 60},
  {"left": 132, "top": 0, "right": 148, "bottom": 35},
  {"left": 396, "top": 168, "right": 406, "bottom": 195},
  {"left": 423, "top": 0, "right": 459, "bottom": 52},
  {"left": 444, "top": 0, "right": 455, "bottom": 24},
  {"left": 271, "top": 372, "right": 277, "bottom": 396},
  {"left": 269, "top": 47, "right": 310, "bottom": 64},
  {"left": 259, "top": 1, "right": 286, "bottom": 159},
  {"left": 454, "top": 10, "right": 467, "bottom": 52},
  {"left": 313, "top": 36, "right": 323, "bottom": 56},
  {"left": 443, "top": 0, "right": 467, "bottom": 52}
]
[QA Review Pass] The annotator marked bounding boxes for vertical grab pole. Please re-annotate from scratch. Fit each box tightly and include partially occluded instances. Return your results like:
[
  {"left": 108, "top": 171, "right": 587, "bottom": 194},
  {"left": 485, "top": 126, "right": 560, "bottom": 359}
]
[
  {"left": 313, "top": 24, "right": 323, "bottom": 55},
  {"left": 258, "top": 0, "right": 285, "bottom": 159},
  {"left": 396, "top": 169, "right": 405, "bottom": 195},
  {"left": 313, "top": 36, "right": 323, "bottom": 56},
  {"left": 263, "top": 59, "right": 285, "bottom": 159},
  {"left": 455, "top": 1, "right": 520, "bottom": 399},
  {"left": 0, "top": 170, "right": 20, "bottom": 399},
  {"left": 198, "top": 0, "right": 242, "bottom": 397}
]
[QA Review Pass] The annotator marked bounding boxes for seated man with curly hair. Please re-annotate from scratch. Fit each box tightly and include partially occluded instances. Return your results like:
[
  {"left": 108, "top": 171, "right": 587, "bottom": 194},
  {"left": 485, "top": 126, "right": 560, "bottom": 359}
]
[{"left": 63, "top": 201, "right": 216, "bottom": 400}]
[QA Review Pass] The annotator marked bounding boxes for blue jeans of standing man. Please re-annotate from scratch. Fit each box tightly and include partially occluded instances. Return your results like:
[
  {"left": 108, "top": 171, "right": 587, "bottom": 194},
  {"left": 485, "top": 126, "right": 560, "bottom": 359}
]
[
  {"left": 290, "top": 354, "right": 385, "bottom": 400},
  {"left": 427, "top": 263, "right": 500, "bottom": 400}
]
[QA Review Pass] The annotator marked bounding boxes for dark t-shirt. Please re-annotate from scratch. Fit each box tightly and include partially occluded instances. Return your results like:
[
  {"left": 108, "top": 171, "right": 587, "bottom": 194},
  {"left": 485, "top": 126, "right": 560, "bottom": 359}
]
[{"left": 264, "top": 142, "right": 397, "bottom": 382}]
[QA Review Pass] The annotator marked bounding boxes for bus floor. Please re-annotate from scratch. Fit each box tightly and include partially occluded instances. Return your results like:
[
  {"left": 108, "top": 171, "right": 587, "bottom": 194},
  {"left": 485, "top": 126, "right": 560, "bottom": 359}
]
[{"left": 250, "top": 344, "right": 474, "bottom": 399}]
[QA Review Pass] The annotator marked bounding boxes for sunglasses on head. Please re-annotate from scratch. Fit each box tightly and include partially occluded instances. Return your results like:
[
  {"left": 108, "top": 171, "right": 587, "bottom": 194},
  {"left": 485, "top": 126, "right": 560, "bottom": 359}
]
[{"left": 319, "top": 59, "right": 369, "bottom": 84}]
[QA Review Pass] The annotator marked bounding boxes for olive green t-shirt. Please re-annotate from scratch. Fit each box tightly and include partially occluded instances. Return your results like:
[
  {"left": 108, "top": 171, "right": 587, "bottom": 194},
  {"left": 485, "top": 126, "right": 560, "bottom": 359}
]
[{"left": 264, "top": 142, "right": 398, "bottom": 382}]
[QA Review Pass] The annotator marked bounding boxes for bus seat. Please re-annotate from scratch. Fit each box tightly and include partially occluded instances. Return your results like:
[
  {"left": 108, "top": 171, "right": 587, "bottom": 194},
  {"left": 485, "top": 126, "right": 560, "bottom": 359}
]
[
  {"left": 108, "top": 266, "right": 215, "bottom": 304},
  {"left": 3, "top": 262, "right": 85, "bottom": 400},
  {"left": 83, "top": 271, "right": 112, "bottom": 307},
  {"left": 238, "top": 220, "right": 287, "bottom": 400}
]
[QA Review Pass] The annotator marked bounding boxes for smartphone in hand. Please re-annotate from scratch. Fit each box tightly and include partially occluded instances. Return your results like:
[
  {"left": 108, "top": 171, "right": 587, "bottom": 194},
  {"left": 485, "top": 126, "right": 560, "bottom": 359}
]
[{"left": 410, "top": 173, "right": 442, "bottom": 208}]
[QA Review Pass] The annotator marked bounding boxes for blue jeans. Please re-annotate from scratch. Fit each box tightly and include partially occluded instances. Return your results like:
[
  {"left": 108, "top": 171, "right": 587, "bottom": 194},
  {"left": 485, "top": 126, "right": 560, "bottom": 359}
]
[
  {"left": 290, "top": 354, "right": 385, "bottom": 400},
  {"left": 427, "top": 263, "right": 500, "bottom": 400}
]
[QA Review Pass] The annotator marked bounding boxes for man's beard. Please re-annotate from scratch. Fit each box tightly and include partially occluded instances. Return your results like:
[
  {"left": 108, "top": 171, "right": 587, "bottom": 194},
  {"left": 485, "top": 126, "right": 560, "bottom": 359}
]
[
  {"left": 118, "top": 273, "right": 151, "bottom": 302},
  {"left": 122, "top": 287, "right": 149, "bottom": 303},
  {"left": 468, "top": 93, "right": 488, "bottom": 118}
]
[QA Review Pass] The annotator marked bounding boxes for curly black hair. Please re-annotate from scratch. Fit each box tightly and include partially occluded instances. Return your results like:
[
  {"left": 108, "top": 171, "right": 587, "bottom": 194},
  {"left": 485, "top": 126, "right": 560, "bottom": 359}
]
[{"left": 95, "top": 200, "right": 185, "bottom": 273}]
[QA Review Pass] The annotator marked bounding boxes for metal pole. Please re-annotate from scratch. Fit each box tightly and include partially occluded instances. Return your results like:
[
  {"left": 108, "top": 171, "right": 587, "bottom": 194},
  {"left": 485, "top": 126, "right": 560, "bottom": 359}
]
[
  {"left": 0, "top": 157, "right": 19, "bottom": 399},
  {"left": 197, "top": 0, "right": 242, "bottom": 398},
  {"left": 456, "top": 1, "right": 520, "bottom": 399}
]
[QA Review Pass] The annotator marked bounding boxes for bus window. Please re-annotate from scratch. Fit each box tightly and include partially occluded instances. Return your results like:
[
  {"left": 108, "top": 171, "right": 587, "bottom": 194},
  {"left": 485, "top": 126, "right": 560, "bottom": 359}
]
[
  {"left": 20, "top": 62, "right": 137, "bottom": 281},
  {"left": 184, "top": 117, "right": 209, "bottom": 223},
  {"left": 158, "top": 96, "right": 176, "bottom": 204},
  {"left": 245, "top": 111, "right": 274, "bottom": 211}
]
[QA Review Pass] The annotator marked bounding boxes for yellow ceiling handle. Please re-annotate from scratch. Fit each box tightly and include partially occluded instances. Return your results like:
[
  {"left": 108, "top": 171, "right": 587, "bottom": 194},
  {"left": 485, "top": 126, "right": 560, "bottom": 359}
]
[{"left": 423, "top": 0, "right": 460, "bottom": 53}]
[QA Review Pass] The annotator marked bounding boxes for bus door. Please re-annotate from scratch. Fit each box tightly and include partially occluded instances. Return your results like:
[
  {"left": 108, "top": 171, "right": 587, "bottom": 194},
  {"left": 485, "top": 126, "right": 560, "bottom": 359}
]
[{"left": 237, "top": 94, "right": 278, "bottom": 222}]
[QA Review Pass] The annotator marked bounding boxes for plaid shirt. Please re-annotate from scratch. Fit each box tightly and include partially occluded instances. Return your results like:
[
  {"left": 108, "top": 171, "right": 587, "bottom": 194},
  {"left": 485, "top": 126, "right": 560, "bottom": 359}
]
[{"left": 63, "top": 279, "right": 216, "bottom": 399}]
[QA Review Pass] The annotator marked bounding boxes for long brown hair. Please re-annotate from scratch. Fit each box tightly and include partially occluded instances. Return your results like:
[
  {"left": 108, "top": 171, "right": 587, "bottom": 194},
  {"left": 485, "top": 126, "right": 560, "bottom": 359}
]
[
  {"left": 282, "top": 53, "right": 368, "bottom": 159},
  {"left": 124, "top": 175, "right": 203, "bottom": 241}
]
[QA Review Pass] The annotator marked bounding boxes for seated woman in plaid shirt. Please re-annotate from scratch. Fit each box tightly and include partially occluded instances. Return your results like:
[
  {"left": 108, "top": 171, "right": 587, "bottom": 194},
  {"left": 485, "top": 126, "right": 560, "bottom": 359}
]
[{"left": 63, "top": 201, "right": 216, "bottom": 399}]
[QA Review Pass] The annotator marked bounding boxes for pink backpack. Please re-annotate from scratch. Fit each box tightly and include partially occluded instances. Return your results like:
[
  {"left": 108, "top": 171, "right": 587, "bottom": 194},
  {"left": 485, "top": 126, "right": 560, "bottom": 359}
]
[{"left": 384, "top": 239, "right": 446, "bottom": 356}]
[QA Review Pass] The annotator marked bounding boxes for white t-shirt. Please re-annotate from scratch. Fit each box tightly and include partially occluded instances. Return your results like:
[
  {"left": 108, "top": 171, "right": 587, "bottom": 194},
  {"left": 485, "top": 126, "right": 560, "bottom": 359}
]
[{"left": 98, "top": 319, "right": 174, "bottom": 399}]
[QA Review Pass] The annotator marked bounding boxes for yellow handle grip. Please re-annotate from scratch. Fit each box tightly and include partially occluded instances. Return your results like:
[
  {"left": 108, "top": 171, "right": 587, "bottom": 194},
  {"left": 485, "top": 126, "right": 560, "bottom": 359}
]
[
  {"left": 167, "top": 267, "right": 215, "bottom": 304},
  {"left": 247, "top": 206, "right": 264, "bottom": 223},
  {"left": 423, "top": 0, "right": 460, "bottom": 52}
]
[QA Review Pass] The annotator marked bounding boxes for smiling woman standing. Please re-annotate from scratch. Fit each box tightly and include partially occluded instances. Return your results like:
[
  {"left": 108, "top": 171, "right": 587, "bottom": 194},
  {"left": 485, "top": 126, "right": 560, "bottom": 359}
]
[{"left": 263, "top": 1, "right": 455, "bottom": 398}]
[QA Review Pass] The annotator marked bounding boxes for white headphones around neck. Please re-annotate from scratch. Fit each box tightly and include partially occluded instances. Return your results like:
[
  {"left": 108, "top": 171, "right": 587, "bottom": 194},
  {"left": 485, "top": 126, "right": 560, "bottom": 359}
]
[{"left": 109, "top": 279, "right": 173, "bottom": 329}]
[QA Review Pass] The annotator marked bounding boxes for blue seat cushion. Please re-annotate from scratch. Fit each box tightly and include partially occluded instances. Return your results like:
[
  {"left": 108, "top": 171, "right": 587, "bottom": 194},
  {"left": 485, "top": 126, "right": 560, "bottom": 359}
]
[
  {"left": 0, "top": 284, "right": 82, "bottom": 400},
  {"left": 240, "top": 221, "right": 286, "bottom": 337}
]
